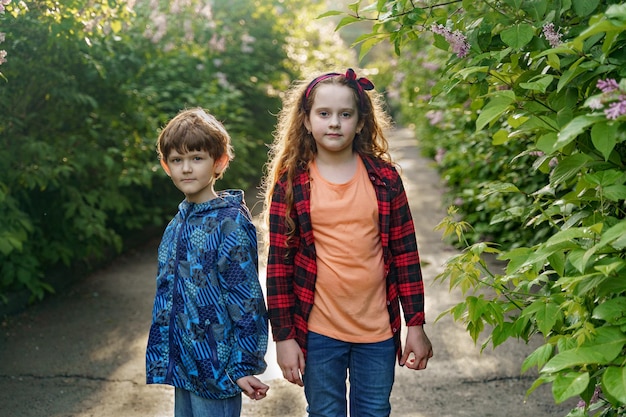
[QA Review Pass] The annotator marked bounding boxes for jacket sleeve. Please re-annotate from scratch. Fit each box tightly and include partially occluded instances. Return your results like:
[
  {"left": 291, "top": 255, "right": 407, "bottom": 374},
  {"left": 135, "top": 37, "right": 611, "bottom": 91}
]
[
  {"left": 265, "top": 180, "right": 299, "bottom": 342},
  {"left": 388, "top": 171, "right": 426, "bottom": 327},
  {"left": 218, "top": 210, "right": 268, "bottom": 381}
]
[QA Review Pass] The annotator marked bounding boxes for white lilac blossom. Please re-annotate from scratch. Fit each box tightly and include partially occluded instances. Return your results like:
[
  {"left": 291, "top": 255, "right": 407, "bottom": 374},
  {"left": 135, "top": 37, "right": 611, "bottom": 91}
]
[
  {"left": 542, "top": 23, "right": 562, "bottom": 48},
  {"left": 431, "top": 24, "right": 470, "bottom": 58},
  {"left": 0, "top": 0, "right": 10, "bottom": 14},
  {"left": 0, "top": 50, "right": 7, "bottom": 65}
]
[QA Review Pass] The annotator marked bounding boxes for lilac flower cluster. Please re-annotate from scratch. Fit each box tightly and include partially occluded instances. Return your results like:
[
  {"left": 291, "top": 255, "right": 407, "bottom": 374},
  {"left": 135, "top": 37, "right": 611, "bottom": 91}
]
[
  {"left": 430, "top": 24, "right": 470, "bottom": 58},
  {"left": 577, "top": 386, "right": 602, "bottom": 410},
  {"left": 0, "top": 0, "right": 10, "bottom": 67},
  {"left": 542, "top": 22, "right": 562, "bottom": 48},
  {"left": 588, "top": 78, "right": 626, "bottom": 120}
]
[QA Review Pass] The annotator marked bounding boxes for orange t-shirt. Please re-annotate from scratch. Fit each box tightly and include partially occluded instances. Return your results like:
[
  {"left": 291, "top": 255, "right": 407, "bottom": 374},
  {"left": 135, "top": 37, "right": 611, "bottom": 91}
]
[{"left": 307, "top": 157, "right": 392, "bottom": 343}]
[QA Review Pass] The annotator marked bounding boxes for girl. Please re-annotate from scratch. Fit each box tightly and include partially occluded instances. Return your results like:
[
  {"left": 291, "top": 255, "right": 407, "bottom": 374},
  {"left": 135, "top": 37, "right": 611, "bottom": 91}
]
[{"left": 262, "top": 69, "right": 433, "bottom": 417}]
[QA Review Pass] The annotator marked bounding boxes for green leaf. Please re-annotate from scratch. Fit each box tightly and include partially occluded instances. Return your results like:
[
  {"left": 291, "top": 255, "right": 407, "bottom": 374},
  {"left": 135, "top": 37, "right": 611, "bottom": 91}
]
[
  {"left": 536, "top": 132, "right": 558, "bottom": 154},
  {"left": 317, "top": 10, "right": 344, "bottom": 18},
  {"left": 335, "top": 15, "right": 360, "bottom": 30},
  {"left": 500, "top": 23, "right": 535, "bottom": 49},
  {"left": 573, "top": 0, "right": 600, "bottom": 17},
  {"left": 482, "top": 182, "right": 521, "bottom": 195},
  {"left": 541, "top": 327, "right": 626, "bottom": 373},
  {"left": 592, "top": 297, "right": 626, "bottom": 324},
  {"left": 606, "top": 3, "right": 626, "bottom": 23},
  {"left": 476, "top": 91, "right": 516, "bottom": 131},
  {"left": 536, "top": 302, "right": 560, "bottom": 335},
  {"left": 591, "top": 122, "right": 617, "bottom": 161},
  {"left": 455, "top": 66, "right": 489, "bottom": 80},
  {"left": 545, "top": 227, "right": 595, "bottom": 246},
  {"left": 550, "top": 153, "right": 591, "bottom": 186},
  {"left": 552, "top": 114, "right": 606, "bottom": 151},
  {"left": 492, "top": 129, "right": 509, "bottom": 145},
  {"left": 602, "top": 366, "right": 626, "bottom": 404},
  {"left": 573, "top": 17, "right": 626, "bottom": 51},
  {"left": 583, "top": 220, "right": 626, "bottom": 267},
  {"left": 604, "top": 185, "right": 626, "bottom": 202},
  {"left": 519, "top": 75, "right": 554, "bottom": 93},
  {"left": 557, "top": 62, "right": 587, "bottom": 93},
  {"left": 522, "top": 343, "right": 554, "bottom": 374},
  {"left": 552, "top": 372, "right": 590, "bottom": 403}
]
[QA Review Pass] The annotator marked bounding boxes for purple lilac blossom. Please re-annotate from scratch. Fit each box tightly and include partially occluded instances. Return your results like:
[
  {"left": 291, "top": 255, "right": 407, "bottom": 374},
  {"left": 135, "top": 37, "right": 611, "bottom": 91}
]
[
  {"left": 604, "top": 98, "right": 626, "bottom": 120},
  {"left": 597, "top": 78, "right": 619, "bottom": 93},
  {"left": 542, "top": 23, "right": 562, "bottom": 48},
  {"left": 431, "top": 24, "right": 470, "bottom": 58}
]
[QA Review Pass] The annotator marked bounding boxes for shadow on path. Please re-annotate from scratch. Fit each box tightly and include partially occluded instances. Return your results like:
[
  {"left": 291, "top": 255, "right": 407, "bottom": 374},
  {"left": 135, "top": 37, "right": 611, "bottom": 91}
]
[{"left": 0, "top": 128, "right": 577, "bottom": 417}]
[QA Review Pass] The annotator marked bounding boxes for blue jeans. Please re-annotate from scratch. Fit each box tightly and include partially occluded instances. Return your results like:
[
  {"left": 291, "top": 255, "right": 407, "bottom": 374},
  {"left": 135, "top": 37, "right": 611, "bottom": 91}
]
[
  {"left": 174, "top": 388, "right": 242, "bottom": 417},
  {"left": 303, "top": 332, "right": 396, "bottom": 417}
]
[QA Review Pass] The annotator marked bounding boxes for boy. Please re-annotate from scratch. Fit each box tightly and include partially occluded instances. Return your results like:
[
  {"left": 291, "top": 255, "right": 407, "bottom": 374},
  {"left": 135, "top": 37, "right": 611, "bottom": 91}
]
[{"left": 146, "top": 108, "right": 269, "bottom": 417}]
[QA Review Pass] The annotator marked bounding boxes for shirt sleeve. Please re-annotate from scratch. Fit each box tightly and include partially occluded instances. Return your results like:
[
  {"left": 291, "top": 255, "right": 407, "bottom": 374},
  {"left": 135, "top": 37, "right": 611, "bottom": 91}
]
[
  {"left": 388, "top": 171, "right": 426, "bottom": 326},
  {"left": 218, "top": 211, "right": 268, "bottom": 381},
  {"left": 266, "top": 180, "right": 299, "bottom": 342}
]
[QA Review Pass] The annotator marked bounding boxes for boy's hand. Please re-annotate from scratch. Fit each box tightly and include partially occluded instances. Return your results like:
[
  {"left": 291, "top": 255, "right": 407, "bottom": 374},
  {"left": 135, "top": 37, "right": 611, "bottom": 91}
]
[
  {"left": 236, "top": 375, "right": 269, "bottom": 400},
  {"left": 276, "top": 339, "right": 305, "bottom": 386},
  {"left": 400, "top": 325, "right": 433, "bottom": 370}
]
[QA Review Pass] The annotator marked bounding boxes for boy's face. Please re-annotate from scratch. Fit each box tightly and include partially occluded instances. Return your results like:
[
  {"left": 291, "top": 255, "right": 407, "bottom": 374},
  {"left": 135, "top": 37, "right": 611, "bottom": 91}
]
[{"left": 161, "top": 149, "right": 227, "bottom": 203}]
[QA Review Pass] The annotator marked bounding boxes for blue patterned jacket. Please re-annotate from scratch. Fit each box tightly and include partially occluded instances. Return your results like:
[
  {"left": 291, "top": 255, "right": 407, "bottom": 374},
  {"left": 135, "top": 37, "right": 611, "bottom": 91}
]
[{"left": 146, "top": 190, "right": 267, "bottom": 399}]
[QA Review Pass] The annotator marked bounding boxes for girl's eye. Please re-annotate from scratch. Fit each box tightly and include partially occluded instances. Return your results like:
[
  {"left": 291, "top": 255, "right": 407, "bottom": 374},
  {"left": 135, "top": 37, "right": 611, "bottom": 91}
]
[
  {"left": 319, "top": 111, "right": 329, "bottom": 117},
  {"left": 342, "top": 112, "right": 352, "bottom": 118}
]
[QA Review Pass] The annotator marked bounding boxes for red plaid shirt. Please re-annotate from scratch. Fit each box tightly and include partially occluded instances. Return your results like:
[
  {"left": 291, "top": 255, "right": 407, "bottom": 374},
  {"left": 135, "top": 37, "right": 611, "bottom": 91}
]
[{"left": 266, "top": 153, "right": 425, "bottom": 360}]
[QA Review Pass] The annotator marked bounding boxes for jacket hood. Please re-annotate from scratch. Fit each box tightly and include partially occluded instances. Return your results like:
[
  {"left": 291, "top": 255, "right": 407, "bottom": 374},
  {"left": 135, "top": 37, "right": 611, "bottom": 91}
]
[{"left": 178, "top": 189, "right": 246, "bottom": 214}]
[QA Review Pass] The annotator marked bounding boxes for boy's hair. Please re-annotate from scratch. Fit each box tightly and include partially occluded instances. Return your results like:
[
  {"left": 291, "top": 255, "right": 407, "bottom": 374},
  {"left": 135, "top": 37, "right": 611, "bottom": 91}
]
[
  {"left": 261, "top": 69, "right": 392, "bottom": 244},
  {"left": 157, "top": 108, "right": 234, "bottom": 177}
]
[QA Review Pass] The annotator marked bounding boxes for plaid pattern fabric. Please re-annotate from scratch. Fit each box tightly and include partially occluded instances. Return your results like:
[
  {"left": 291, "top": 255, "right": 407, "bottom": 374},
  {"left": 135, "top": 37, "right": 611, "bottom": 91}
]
[{"left": 266, "top": 154, "right": 425, "bottom": 360}]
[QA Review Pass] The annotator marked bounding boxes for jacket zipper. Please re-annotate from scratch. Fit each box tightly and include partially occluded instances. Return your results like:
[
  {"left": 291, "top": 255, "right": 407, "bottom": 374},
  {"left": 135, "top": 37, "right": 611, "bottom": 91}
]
[{"left": 165, "top": 206, "right": 192, "bottom": 382}]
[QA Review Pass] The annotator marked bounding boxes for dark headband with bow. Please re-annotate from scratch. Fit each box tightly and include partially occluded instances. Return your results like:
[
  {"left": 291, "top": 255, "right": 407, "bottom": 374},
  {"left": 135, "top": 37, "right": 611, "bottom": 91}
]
[{"left": 303, "top": 68, "right": 375, "bottom": 110}]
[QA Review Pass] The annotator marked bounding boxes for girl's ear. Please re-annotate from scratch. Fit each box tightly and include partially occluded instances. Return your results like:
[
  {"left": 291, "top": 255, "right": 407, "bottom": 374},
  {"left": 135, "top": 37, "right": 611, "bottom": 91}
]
[
  {"left": 160, "top": 159, "right": 172, "bottom": 176},
  {"left": 304, "top": 116, "right": 312, "bottom": 134},
  {"left": 357, "top": 119, "right": 365, "bottom": 133}
]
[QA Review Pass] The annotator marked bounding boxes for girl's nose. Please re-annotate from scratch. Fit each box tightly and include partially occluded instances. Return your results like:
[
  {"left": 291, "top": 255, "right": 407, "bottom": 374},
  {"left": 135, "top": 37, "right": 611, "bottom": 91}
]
[{"left": 329, "top": 114, "right": 341, "bottom": 127}]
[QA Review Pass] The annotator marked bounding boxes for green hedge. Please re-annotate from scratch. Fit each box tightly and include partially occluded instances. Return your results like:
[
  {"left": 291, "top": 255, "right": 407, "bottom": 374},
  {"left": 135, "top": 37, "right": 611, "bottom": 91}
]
[{"left": 0, "top": 0, "right": 295, "bottom": 304}]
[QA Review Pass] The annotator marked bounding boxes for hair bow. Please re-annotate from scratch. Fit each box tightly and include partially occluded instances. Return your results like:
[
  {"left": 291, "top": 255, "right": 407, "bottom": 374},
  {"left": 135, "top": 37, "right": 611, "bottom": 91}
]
[
  {"left": 344, "top": 68, "right": 374, "bottom": 92},
  {"left": 304, "top": 68, "right": 375, "bottom": 100}
]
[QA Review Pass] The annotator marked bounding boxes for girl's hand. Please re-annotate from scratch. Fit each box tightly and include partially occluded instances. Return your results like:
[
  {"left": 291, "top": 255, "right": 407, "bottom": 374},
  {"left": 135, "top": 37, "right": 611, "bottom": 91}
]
[
  {"left": 276, "top": 339, "right": 306, "bottom": 386},
  {"left": 400, "top": 325, "right": 433, "bottom": 370},
  {"left": 236, "top": 375, "right": 269, "bottom": 400}
]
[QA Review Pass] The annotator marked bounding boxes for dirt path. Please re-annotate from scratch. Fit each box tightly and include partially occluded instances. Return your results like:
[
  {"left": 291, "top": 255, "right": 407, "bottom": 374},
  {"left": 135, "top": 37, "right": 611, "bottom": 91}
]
[{"left": 0, "top": 128, "right": 577, "bottom": 416}]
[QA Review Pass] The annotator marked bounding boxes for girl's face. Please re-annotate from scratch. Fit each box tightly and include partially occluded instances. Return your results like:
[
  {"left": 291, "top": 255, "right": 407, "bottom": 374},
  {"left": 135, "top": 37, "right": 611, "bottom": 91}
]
[{"left": 304, "top": 84, "right": 364, "bottom": 159}]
